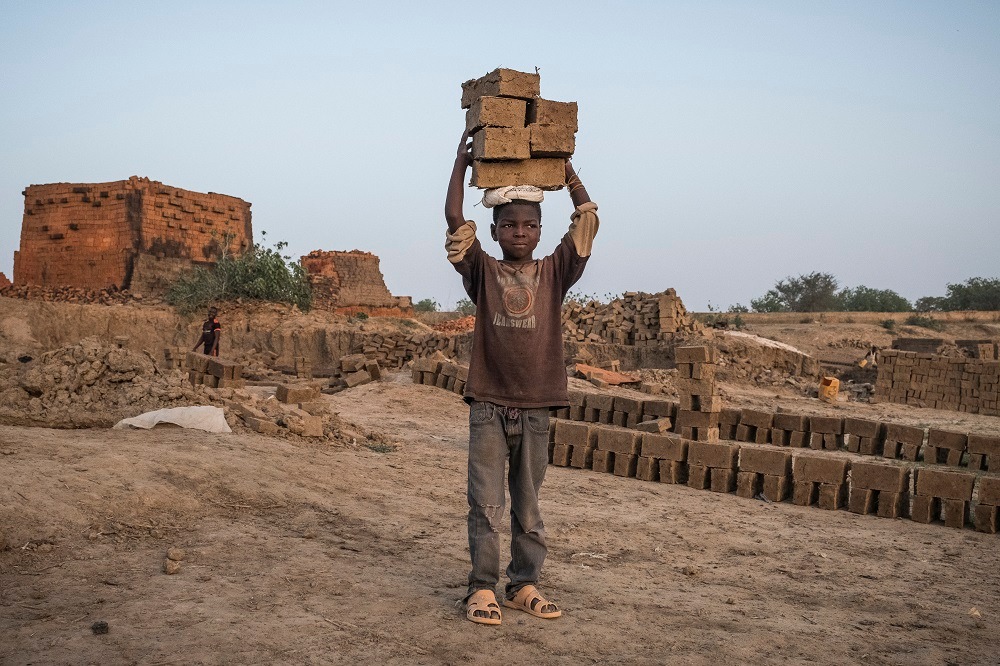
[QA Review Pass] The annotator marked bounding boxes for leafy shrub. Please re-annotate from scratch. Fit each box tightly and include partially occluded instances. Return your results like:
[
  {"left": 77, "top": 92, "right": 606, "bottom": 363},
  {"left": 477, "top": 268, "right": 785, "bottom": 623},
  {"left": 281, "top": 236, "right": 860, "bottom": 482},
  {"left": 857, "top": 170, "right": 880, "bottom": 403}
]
[
  {"left": 904, "top": 314, "right": 944, "bottom": 331},
  {"left": 166, "top": 234, "right": 311, "bottom": 313},
  {"left": 455, "top": 298, "right": 476, "bottom": 316},
  {"left": 880, "top": 319, "right": 896, "bottom": 332},
  {"left": 414, "top": 298, "right": 440, "bottom": 313}
]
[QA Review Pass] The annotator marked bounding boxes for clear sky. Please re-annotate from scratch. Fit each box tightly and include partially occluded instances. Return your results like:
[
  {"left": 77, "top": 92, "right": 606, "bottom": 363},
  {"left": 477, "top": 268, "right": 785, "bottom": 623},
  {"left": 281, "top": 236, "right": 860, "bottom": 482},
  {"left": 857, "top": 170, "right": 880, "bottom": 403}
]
[{"left": 1, "top": 1, "right": 997, "bottom": 310}]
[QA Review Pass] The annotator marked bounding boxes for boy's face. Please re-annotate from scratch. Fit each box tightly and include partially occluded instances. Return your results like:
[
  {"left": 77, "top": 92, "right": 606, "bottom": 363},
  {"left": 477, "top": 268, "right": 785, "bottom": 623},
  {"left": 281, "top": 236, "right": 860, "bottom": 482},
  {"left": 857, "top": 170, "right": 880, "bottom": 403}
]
[{"left": 491, "top": 203, "right": 541, "bottom": 262}]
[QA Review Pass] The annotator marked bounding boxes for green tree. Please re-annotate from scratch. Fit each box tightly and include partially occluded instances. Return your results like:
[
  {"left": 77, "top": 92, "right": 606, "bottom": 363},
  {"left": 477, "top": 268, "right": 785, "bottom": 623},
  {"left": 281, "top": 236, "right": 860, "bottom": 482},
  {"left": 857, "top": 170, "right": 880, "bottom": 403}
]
[
  {"left": 414, "top": 298, "right": 440, "bottom": 312},
  {"left": 838, "top": 285, "right": 911, "bottom": 312},
  {"left": 942, "top": 277, "right": 1000, "bottom": 311},
  {"left": 750, "top": 272, "right": 841, "bottom": 312},
  {"left": 166, "top": 235, "right": 311, "bottom": 313},
  {"left": 455, "top": 298, "right": 476, "bottom": 316}
]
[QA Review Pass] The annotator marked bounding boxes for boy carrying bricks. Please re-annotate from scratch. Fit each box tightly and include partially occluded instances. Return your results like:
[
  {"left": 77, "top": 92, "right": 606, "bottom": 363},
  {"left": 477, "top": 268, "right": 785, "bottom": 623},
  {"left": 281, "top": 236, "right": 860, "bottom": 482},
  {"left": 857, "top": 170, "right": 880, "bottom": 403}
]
[{"left": 444, "top": 131, "right": 599, "bottom": 625}]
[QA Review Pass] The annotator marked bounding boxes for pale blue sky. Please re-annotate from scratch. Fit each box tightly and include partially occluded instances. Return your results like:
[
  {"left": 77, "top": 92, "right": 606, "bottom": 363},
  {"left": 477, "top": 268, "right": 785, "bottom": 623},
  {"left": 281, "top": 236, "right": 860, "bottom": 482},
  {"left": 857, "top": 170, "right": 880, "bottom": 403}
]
[{"left": 2, "top": 1, "right": 997, "bottom": 310}]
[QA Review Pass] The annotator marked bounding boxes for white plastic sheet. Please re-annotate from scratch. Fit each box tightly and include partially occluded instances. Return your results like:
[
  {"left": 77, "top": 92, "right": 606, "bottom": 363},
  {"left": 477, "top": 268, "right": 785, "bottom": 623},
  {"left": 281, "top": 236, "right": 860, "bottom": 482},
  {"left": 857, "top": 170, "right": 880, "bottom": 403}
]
[{"left": 113, "top": 406, "right": 232, "bottom": 433}]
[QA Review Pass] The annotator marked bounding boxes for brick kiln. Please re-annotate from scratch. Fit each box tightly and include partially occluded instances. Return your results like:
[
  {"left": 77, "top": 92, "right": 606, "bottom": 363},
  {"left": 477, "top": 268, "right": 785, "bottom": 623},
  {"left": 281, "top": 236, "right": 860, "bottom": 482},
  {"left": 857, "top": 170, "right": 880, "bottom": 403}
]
[
  {"left": 12, "top": 176, "right": 252, "bottom": 294},
  {"left": 300, "top": 250, "right": 413, "bottom": 316}
]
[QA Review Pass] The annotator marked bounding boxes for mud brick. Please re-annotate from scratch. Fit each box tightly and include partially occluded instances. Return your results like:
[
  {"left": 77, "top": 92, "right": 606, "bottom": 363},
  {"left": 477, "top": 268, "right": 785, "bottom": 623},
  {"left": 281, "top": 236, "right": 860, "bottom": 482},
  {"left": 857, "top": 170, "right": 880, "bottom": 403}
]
[
  {"left": 739, "top": 409, "right": 773, "bottom": 429},
  {"left": 809, "top": 416, "right": 843, "bottom": 435},
  {"left": 276, "top": 383, "right": 320, "bottom": 404},
  {"left": 690, "top": 363, "right": 717, "bottom": 382},
  {"left": 736, "top": 471, "right": 762, "bottom": 499},
  {"left": 681, "top": 394, "right": 723, "bottom": 412},
  {"left": 245, "top": 417, "right": 279, "bottom": 435},
  {"left": 551, "top": 444, "right": 572, "bottom": 467},
  {"left": 849, "top": 488, "right": 876, "bottom": 515},
  {"left": 567, "top": 389, "right": 586, "bottom": 407},
  {"left": 844, "top": 417, "right": 883, "bottom": 439},
  {"left": 364, "top": 360, "right": 381, "bottom": 380},
  {"left": 642, "top": 399, "right": 676, "bottom": 419},
  {"left": 412, "top": 357, "right": 442, "bottom": 374},
  {"left": 527, "top": 98, "right": 578, "bottom": 129},
  {"left": 858, "top": 437, "right": 882, "bottom": 456},
  {"left": 186, "top": 351, "right": 210, "bottom": 373},
  {"left": 771, "top": 429, "right": 791, "bottom": 447},
  {"left": 569, "top": 405, "right": 585, "bottom": 421},
  {"left": 552, "top": 407, "right": 570, "bottom": 419},
  {"left": 817, "top": 483, "right": 846, "bottom": 510},
  {"left": 675, "top": 379, "right": 716, "bottom": 397},
  {"left": 470, "top": 158, "right": 566, "bottom": 190},
  {"left": 555, "top": 421, "right": 593, "bottom": 449},
  {"left": 851, "top": 462, "right": 909, "bottom": 492},
  {"left": 472, "top": 126, "right": 531, "bottom": 160},
  {"left": 435, "top": 373, "right": 449, "bottom": 389},
  {"left": 421, "top": 372, "right": 437, "bottom": 385},
  {"left": 968, "top": 434, "right": 1000, "bottom": 471},
  {"left": 528, "top": 123, "right": 576, "bottom": 157},
  {"left": 720, "top": 423, "right": 738, "bottom": 440},
  {"left": 341, "top": 354, "right": 368, "bottom": 372},
  {"left": 636, "top": 418, "right": 672, "bottom": 433},
  {"left": 548, "top": 418, "right": 559, "bottom": 443},
  {"left": 675, "top": 346, "right": 717, "bottom": 363},
  {"left": 793, "top": 455, "right": 849, "bottom": 485},
  {"left": 773, "top": 413, "right": 808, "bottom": 431},
  {"left": 454, "top": 379, "right": 465, "bottom": 394},
  {"left": 734, "top": 424, "right": 753, "bottom": 442},
  {"left": 688, "top": 441, "right": 738, "bottom": 469},
  {"left": 636, "top": 456, "right": 659, "bottom": 482},
  {"left": 691, "top": 427, "right": 720, "bottom": 442},
  {"left": 687, "top": 464, "right": 710, "bottom": 490},
  {"left": 710, "top": 468, "right": 736, "bottom": 493},
  {"left": 977, "top": 476, "right": 1000, "bottom": 506},
  {"left": 585, "top": 393, "right": 615, "bottom": 412},
  {"left": 445, "top": 376, "right": 457, "bottom": 391},
  {"left": 762, "top": 475, "right": 790, "bottom": 502},
  {"left": 914, "top": 468, "right": 975, "bottom": 500},
  {"left": 596, "top": 427, "right": 642, "bottom": 455},
  {"left": 598, "top": 409, "right": 614, "bottom": 424},
  {"left": 740, "top": 447, "right": 792, "bottom": 476},
  {"left": 640, "top": 433, "right": 687, "bottom": 460},
  {"left": 877, "top": 492, "right": 907, "bottom": 519},
  {"left": 614, "top": 396, "right": 644, "bottom": 415},
  {"left": 753, "top": 428, "right": 771, "bottom": 445},
  {"left": 809, "top": 432, "right": 840, "bottom": 451},
  {"left": 591, "top": 448, "right": 614, "bottom": 473},
  {"left": 792, "top": 481, "right": 818, "bottom": 506},
  {"left": 217, "top": 378, "right": 246, "bottom": 389},
  {"left": 461, "top": 68, "right": 540, "bottom": 108},
  {"left": 613, "top": 453, "right": 638, "bottom": 477},
  {"left": 658, "top": 460, "right": 686, "bottom": 484},
  {"left": 611, "top": 411, "right": 626, "bottom": 427},
  {"left": 927, "top": 429, "right": 968, "bottom": 455},
  {"left": 583, "top": 407, "right": 600, "bottom": 422},
  {"left": 719, "top": 408, "right": 742, "bottom": 426},
  {"left": 788, "top": 431, "right": 808, "bottom": 448},
  {"left": 676, "top": 410, "right": 718, "bottom": 429},
  {"left": 188, "top": 370, "right": 204, "bottom": 385},
  {"left": 974, "top": 505, "right": 999, "bottom": 533},
  {"left": 941, "top": 498, "right": 969, "bottom": 528},
  {"left": 910, "top": 495, "right": 939, "bottom": 523},
  {"left": 465, "top": 96, "right": 527, "bottom": 131},
  {"left": 884, "top": 423, "right": 924, "bottom": 458}
]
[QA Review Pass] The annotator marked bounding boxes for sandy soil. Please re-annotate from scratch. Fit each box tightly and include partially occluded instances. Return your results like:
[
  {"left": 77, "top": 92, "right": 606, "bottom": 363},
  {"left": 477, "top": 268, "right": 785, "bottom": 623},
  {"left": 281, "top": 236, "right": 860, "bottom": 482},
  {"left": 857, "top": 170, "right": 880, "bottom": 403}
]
[{"left": 2, "top": 374, "right": 998, "bottom": 665}]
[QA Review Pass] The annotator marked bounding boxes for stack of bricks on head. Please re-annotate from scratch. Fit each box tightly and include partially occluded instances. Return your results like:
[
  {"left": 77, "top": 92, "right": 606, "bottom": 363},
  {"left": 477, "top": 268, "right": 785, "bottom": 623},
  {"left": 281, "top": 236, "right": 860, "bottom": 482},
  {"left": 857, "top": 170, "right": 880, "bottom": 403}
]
[
  {"left": 413, "top": 342, "right": 1000, "bottom": 535},
  {"left": 462, "top": 68, "right": 577, "bottom": 189}
]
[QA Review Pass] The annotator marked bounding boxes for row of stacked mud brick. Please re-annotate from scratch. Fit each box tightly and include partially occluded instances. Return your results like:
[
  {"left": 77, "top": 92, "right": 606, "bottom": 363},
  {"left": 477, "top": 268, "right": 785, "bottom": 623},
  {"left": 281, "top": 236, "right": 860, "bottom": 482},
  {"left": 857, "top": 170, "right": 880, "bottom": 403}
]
[
  {"left": 410, "top": 357, "right": 469, "bottom": 396},
  {"left": 353, "top": 331, "right": 460, "bottom": 370},
  {"left": 561, "top": 289, "right": 702, "bottom": 345},
  {"left": 547, "top": 421, "right": 1000, "bottom": 533},
  {"left": 462, "top": 68, "right": 575, "bottom": 189},
  {"left": 875, "top": 349, "right": 1000, "bottom": 415},
  {"left": 184, "top": 352, "right": 245, "bottom": 389}
]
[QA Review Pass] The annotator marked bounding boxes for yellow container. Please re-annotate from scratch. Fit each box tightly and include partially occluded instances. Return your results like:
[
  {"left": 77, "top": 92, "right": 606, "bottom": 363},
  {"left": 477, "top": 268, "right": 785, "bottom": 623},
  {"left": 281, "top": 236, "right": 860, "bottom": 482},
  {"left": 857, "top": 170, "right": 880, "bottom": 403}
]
[{"left": 818, "top": 376, "right": 840, "bottom": 403}]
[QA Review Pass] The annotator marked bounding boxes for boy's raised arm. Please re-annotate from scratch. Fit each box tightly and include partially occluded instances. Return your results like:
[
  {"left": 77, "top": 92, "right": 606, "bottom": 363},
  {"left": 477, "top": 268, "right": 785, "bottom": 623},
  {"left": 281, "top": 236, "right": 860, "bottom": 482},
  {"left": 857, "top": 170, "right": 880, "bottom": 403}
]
[
  {"left": 445, "top": 130, "right": 474, "bottom": 232},
  {"left": 565, "top": 160, "right": 592, "bottom": 208}
]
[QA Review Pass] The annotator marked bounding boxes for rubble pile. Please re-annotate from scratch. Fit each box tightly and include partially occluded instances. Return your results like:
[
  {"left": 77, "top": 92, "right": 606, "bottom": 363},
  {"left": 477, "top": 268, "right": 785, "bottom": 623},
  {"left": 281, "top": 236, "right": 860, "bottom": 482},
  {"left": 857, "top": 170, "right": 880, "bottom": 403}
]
[
  {"left": 0, "top": 284, "right": 155, "bottom": 306},
  {"left": 562, "top": 290, "right": 702, "bottom": 345},
  {"left": 432, "top": 316, "right": 476, "bottom": 334}
]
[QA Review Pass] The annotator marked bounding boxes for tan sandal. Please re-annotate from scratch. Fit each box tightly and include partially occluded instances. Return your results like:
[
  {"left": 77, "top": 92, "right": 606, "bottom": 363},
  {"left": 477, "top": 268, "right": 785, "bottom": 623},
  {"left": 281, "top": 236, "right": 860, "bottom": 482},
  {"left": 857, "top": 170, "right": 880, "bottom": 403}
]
[
  {"left": 503, "top": 585, "right": 561, "bottom": 619},
  {"left": 466, "top": 589, "right": 502, "bottom": 625}
]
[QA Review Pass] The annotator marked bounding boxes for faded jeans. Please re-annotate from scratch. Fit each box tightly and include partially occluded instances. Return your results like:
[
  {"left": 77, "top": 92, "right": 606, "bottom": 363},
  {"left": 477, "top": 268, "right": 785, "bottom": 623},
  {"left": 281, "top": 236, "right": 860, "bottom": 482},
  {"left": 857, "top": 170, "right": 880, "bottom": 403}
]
[{"left": 467, "top": 400, "right": 550, "bottom": 600}]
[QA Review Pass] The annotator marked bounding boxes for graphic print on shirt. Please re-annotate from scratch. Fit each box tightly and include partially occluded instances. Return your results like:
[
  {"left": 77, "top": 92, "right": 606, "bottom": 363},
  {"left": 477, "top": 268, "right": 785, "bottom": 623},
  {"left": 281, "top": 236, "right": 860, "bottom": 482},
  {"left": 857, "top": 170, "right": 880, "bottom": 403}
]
[{"left": 493, "top": 263, "right": 539, "bottom": 330}]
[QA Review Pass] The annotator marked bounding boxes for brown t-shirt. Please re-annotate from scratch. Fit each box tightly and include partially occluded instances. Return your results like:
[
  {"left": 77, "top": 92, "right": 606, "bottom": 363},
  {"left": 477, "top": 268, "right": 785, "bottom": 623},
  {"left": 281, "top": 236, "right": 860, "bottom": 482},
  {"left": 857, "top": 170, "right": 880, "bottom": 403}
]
[{"left": 451, "top": 232, "right": 589, "bottom": 408}]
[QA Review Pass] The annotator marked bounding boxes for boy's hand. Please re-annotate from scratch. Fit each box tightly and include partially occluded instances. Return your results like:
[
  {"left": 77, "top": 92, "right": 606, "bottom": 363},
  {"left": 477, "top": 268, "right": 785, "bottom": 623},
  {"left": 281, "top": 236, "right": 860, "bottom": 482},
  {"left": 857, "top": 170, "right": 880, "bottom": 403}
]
[{"left": 457, "top": 130, "right": 473, "bottom": 167}]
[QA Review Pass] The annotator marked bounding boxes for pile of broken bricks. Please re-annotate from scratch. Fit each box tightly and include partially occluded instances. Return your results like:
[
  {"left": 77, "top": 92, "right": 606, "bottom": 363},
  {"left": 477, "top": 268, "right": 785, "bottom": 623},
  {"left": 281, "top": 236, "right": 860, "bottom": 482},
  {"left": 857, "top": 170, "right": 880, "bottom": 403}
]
[
  {"left": 229, "top": 381, "right": 327, "bottom": 438},
  {"left": 324, "top": 353, "right": 382, "bottom": 393},
  {"left": 462, "top": 67, "right": 576, "bottom": 190},
  {"left": 561, "top": 289, "right": 702, "bottom": 345}
]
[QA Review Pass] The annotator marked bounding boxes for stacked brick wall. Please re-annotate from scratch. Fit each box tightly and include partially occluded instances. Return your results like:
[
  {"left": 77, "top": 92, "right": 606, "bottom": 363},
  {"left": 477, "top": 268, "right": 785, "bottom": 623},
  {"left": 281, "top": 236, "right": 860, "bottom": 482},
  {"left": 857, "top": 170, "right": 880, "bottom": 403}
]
[
  {"left": 13, "top": 176, "right": 251, "bottom": 293},
  {"left": 562, "top": 289, "right": 702, "bottom": 345},
  {"left": 300, "top": 250, "right": 412, "bottom": 315},
  {"left": 875, "top": 350, "right": 1000, "bottom": 415}
]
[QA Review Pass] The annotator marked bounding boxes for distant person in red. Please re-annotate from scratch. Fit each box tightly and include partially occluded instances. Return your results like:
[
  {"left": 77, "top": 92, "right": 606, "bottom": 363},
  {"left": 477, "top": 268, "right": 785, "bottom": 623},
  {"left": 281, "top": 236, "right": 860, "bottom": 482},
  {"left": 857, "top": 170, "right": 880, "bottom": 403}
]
[{"left": 193, "top": 306, "right": 222, "bottom": 356}]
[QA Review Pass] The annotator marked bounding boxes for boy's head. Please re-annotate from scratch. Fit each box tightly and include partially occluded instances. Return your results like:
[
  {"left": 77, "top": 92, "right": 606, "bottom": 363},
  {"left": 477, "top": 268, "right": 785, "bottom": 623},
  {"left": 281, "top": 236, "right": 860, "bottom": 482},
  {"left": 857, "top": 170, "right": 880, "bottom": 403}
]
[{"left": 490, "top": 201, "right": 542, "bottom": 262}]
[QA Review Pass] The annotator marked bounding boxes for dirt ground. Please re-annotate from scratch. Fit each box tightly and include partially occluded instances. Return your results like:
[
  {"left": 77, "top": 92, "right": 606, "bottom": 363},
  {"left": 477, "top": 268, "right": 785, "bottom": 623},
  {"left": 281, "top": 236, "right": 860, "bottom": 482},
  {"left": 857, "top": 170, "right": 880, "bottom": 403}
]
[{"left": 2, "top": 373, "right": 998, "bottom": 665}]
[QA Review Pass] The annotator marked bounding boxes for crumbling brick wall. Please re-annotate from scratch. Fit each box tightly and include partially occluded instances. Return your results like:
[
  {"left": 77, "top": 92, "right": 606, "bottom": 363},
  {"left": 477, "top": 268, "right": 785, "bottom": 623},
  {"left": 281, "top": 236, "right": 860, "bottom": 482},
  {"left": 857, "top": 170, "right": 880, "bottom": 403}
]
[
  {"left": 0, "top": 272, "right": 10, "bottom": 289},
  {"left": 13, "top": 176, "right": 252, "bottom": 293},
  {"left": 876, "top": 350, "right": 1000, "bottom": 415},
  {"left": 301, "top": 250, "right": 412, "bottom": 315}
]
